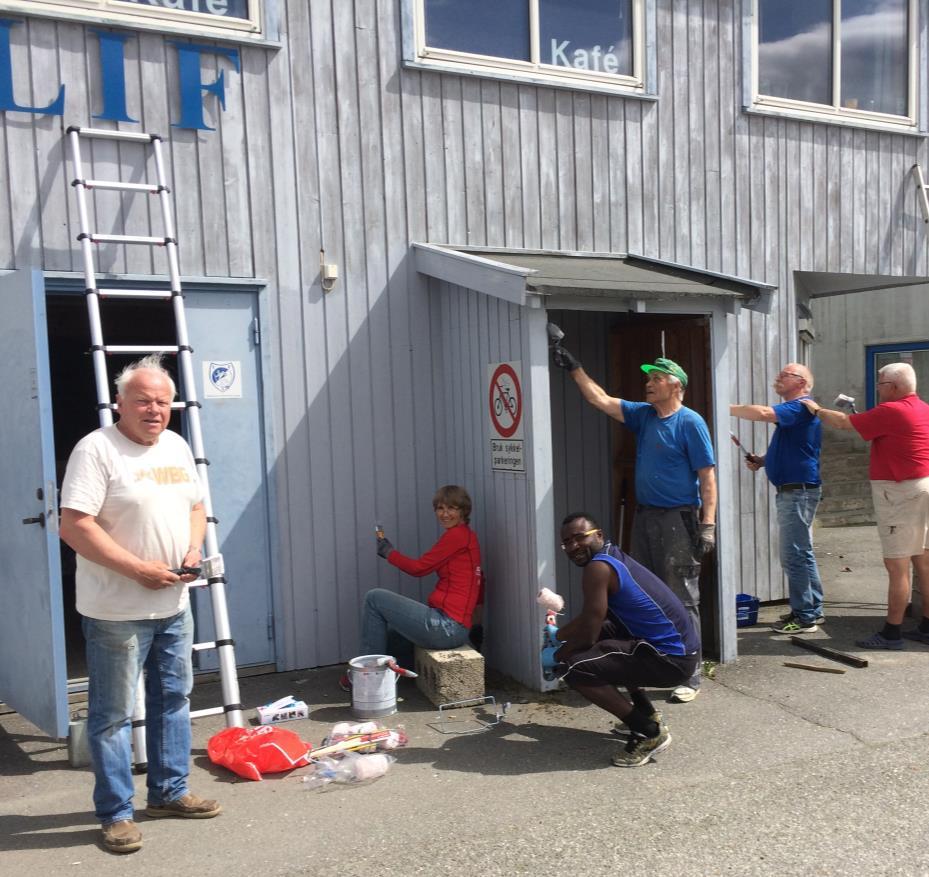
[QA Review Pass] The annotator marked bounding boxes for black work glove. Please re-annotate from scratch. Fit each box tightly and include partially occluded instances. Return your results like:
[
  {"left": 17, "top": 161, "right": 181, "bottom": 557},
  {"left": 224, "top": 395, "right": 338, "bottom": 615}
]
[
  {"left": 376, "top": 536, "right": 394, "bottom": 559},
  {"left": 695, "top": 523, "right": 715, "bottom": 560},
  {"left": 551, "top": 345, "right": 581, "bottom": 372}
]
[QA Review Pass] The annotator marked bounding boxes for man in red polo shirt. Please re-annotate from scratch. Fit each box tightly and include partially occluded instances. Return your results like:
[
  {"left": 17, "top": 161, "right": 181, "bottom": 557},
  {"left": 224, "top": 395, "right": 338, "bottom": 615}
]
[{"left": 803, "top": 363, "right": 929, "bottom": 649}]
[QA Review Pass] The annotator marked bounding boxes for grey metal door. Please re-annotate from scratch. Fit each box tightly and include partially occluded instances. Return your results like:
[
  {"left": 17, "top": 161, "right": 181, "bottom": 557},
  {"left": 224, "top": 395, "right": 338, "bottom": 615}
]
[
  {"left": 184, "top": 289, "right": 275, "bottom": 668},
  {"left": 0, "top": 270, "right": 68, "bottom": 738}
]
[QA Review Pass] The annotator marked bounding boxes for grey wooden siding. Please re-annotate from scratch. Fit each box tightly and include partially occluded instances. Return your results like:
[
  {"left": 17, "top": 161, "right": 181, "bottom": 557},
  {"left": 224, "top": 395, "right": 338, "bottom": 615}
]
[
  {"left": 8, "top": 1, "right": 929, "bottom": 668},
  {"left": 430, "top": 280, "right": 545, "bottom": 685},
  {"left": 547, "top": 310, "right": 612, "bottom": 617}
]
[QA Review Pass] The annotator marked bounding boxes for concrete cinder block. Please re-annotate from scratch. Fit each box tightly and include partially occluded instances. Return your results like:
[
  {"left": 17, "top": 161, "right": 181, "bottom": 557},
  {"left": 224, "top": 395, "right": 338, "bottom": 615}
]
[{"left": 414, "top": 645, "right": 485, "bottom": 707}]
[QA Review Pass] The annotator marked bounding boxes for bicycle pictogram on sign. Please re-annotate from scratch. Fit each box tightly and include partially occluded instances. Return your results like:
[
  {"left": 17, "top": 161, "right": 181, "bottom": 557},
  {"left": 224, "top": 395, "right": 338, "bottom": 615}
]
[{"left": 488, "top": 363, "right": 522, "bottom": 439}]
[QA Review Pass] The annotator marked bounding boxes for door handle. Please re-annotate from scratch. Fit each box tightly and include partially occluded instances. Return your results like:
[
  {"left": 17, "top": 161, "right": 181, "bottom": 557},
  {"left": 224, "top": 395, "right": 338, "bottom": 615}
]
[{"left": 22, "top": 514, "right": 46, "bottom": 527}]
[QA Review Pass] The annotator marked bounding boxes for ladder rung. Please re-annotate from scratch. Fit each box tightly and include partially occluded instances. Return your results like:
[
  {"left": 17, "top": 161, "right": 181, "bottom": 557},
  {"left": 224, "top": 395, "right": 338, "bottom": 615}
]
[
  {"left": 96, "top": 288, "right": 174, "bottom": 300},
  {"left": 103, "top": 345, "right": 180, "bottom": 354},
  {"left": 189, "top": 706, "right": 225, "bottom": 720},
  {"left": 77, "top": 179, "right": 161, "bottom": 194},
  {"left": 192, "top": 641, "right": 216, "bottom": 652},
  {"left": 68, "top": 126, "right": 158, "bottom": 143},
  {"left": 84, "top": 233, "right": 172, "bottom": 246}
]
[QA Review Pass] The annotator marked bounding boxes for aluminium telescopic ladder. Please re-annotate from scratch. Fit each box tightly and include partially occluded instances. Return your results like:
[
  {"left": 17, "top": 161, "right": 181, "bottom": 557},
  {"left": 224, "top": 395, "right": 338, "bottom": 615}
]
[{"left": 66, "top": 125, "right": 245, "bottom": 769}]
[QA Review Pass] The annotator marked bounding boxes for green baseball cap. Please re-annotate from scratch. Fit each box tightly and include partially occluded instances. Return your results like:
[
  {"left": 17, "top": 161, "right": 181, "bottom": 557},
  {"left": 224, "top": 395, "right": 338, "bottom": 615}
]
[{"left": 640, "top": 357, "right": 688, "bottom": 387}]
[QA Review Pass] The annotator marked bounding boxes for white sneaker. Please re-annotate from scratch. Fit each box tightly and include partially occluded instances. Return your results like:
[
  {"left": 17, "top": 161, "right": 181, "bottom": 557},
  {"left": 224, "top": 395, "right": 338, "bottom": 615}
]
[{"left": 670, "top": 685, "right": 699, "bottom": 703}]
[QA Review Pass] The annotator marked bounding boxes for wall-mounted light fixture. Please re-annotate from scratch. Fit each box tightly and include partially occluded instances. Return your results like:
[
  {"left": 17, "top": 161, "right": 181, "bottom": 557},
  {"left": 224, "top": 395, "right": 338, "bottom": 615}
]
[{"left": 320, "top": 249, "right": 339, "bottom": 293}]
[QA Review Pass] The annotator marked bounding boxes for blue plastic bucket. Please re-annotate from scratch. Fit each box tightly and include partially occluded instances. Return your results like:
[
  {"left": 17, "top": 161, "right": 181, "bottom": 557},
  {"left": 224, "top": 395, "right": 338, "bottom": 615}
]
[{"left": 736, "top": 593, "right": 760, "bottom": 627}]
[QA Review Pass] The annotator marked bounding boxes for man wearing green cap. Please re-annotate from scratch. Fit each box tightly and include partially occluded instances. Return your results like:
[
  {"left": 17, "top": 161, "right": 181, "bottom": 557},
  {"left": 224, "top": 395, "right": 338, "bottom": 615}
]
[{"left": 551, "top": 346, "right": 716, "bottom": 702}]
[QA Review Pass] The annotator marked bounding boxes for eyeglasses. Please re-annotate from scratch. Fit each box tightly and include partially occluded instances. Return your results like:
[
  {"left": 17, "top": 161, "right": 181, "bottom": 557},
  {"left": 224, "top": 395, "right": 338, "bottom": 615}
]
[
  {"left": 560, "top": 528, "right": 599, "bottom": 550},
  {"left": 877, "top": 381, "right": 895, "bottom": 386},
  {"left": 777, "top": 371, "right": 803, "bottom": 380}
]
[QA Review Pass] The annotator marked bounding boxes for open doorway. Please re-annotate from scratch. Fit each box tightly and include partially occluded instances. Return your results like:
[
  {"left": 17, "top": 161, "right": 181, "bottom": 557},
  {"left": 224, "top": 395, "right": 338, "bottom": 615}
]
[
  {"left": 549, "top": 309, "right": 720, "bottom": 661},
  {"left": 46, "top": 293, "right": 178, "bottom": 680}
]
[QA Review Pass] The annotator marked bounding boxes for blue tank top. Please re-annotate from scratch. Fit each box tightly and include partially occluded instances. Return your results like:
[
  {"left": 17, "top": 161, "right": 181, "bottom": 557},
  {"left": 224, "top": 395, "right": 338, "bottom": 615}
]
[{"left": 592, "top": 544, "right": 699, "bottom": 657}]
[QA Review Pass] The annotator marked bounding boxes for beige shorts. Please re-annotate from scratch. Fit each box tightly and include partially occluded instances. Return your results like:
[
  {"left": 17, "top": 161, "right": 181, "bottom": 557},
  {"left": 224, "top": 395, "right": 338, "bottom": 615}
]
[{"left": 871, "top": 477, "right": 929, "bottom": 558}]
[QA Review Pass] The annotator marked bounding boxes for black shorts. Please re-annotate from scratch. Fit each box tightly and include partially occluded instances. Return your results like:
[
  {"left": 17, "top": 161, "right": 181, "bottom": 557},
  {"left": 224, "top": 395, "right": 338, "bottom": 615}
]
[{"left": 561, "top": 635, "right": 698, "bottom": 689}]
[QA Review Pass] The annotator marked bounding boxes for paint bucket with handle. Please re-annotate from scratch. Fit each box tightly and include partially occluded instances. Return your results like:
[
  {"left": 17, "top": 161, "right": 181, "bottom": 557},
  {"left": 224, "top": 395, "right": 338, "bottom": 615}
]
[{"left": 348, "top": 655, "right": 418, "bottom": 719}]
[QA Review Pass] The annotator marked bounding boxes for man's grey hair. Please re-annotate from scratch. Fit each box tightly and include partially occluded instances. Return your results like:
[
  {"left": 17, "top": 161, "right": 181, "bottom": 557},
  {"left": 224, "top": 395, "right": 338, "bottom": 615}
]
[
  {"left": 115, "top": 354, "right": 177, "bottom": 398},
  {"left": 879, "top": 362, "right": 916, "bottom": 395}
]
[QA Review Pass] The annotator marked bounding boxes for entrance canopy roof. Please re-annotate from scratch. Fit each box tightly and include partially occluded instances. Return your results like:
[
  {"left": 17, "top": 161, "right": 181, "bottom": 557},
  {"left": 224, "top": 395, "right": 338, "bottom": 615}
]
[
  {"left": 413, "top": 244, "right": 775, "bottom": 311},
  {"left": 795, "top": 271, "right": 929, "bottom": 300}
]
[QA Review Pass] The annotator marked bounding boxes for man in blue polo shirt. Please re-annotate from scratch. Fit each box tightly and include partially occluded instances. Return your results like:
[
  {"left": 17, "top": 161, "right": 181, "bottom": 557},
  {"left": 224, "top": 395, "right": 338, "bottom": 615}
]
[
  {"left": 552, "top": 347, "right": 716, "bottom": 703},
  {"left": 731, "top": 362, "right": 823, "bottom": 634},
  {"left": 554, "top": 512, "right": 700, "bottom": 767}
]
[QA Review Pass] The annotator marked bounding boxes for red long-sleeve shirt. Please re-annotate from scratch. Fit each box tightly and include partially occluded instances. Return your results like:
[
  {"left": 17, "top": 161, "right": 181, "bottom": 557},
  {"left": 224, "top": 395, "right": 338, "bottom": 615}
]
[{"left": 387, "top": 524, "right": 483, "bottom": 627}]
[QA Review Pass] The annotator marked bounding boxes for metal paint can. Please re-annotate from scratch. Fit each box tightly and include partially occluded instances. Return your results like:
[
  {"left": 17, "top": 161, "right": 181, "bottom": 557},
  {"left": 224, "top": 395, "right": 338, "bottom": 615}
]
[{"left": 348, "top": 654, "right": 397, "bottom": 719}]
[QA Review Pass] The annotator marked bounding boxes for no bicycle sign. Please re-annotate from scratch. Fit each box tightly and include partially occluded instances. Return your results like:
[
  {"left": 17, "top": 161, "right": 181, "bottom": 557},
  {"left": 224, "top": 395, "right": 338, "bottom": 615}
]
[{"left": 488, "top": 361, "right": 525, "bottom": 472}]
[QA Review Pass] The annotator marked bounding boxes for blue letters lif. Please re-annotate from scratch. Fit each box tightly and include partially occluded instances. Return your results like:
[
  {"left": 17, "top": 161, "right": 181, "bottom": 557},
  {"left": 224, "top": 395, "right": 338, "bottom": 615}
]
[{"left": 0, "top": 20, "right": 239, "bottom": 131}]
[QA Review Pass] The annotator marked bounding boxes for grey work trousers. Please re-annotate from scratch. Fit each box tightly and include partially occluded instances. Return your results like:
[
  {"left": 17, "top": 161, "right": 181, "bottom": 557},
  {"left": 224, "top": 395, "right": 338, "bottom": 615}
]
[{"left": 631, "top": 505, "right": 703, "bottom": 688}]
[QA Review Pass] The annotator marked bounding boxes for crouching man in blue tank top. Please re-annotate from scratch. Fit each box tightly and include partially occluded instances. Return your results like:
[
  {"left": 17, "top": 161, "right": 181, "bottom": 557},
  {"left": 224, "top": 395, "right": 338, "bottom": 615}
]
[{"left": 555, "top": 512, "right": 700, "bottom": 767}]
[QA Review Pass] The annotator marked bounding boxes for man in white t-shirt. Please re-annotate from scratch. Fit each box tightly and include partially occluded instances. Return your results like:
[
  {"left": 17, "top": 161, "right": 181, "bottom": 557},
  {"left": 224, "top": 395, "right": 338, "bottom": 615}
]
[{"left": 60, "top": 355, "right": 221, "bottom": 854}]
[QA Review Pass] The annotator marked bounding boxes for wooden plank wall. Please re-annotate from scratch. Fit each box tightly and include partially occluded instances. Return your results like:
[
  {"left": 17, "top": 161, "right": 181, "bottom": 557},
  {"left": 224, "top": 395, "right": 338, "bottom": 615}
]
[
  {"left": 546, "top": 310, "right": 612, "bottom": 617},
  {"left": 7, "top": 1, "right": 929, "bottom": 668},
  {"left": 431, "top": 280, "right": 541, "bottom": 685}
]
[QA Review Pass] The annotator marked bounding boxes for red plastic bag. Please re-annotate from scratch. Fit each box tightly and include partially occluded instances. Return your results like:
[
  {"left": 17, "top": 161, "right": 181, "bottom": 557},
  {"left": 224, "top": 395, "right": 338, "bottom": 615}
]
[{"left": 207, "top": 725, "right": 312, "bottom": 781}]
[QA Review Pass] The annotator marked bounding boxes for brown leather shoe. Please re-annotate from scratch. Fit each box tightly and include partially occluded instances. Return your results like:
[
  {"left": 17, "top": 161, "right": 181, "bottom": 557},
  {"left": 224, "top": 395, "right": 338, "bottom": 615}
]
[
  {"left": 101, "top": 819, "right": 143, "bottom": 853},
  {"left": 145, "top": 792, "right": 221, "bottom": 819}
]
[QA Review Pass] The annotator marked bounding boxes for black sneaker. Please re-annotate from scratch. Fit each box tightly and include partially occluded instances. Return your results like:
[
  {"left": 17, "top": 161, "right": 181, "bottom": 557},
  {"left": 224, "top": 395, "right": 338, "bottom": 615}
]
[
  {"left": 778, "top": 611, "right": 826, "bottom": 625},
  {"left": 611, "top": 726, "right": 672, "bottom": 767}
]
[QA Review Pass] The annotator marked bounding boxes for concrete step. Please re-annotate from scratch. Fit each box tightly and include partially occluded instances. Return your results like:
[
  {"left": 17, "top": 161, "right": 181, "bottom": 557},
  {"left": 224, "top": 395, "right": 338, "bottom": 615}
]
[
  {"left": 820, "top": 451, "right": 870, "bottom": 472},
  {"left": 822, "top": 480, "right": 872, "bottom": 498},
  {"left": 818, "top": 495, "right": 873, "bottom": 512},
  {"left": 817, "top": 509, "right": 875, "bottom": 527},
  {"left": 821, "top": 431, "right": 868, "bottom": 448},
  {"left": 821, "top": 465, "right": 870, "bottom": 484}
]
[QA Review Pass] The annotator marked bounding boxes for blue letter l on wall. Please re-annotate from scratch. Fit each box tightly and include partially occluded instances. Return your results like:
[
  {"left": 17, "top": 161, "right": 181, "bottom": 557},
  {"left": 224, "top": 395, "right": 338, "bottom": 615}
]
[{"left": 0, "top": 19, "right": 65, "bottom": 116}]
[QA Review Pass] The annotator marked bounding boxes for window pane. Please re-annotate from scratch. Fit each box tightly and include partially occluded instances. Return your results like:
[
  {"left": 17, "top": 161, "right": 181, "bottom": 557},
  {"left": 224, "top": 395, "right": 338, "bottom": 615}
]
[
  {"left": 875, "top": 349, "right": 929, "bottom": 403},
  {"left": 424, "top": 0, "right": 530, "bottom": 61},
  {"left": 758, "top": 0, "right": 832, "bottom": 105},
  {"left": 113, "top": 0, "right": 251, "bottom": 19},
  {"left": 840, "top": 0, "right": 908, "bottom": 116},
  {"left": 539, "top": 0, "right": 633, "bottom": 76}
]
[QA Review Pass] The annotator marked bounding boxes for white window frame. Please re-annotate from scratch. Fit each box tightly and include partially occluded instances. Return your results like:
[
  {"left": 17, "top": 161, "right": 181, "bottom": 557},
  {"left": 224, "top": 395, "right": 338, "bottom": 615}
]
[
  {"left": 750, "top": 0, "right": 920, "bottom": 130},
  {"left": 0, "top": 0, "right": 275, "bottom": 44},
  {"left": 406, "top": 0, "right": 648, "bottom": 94}
]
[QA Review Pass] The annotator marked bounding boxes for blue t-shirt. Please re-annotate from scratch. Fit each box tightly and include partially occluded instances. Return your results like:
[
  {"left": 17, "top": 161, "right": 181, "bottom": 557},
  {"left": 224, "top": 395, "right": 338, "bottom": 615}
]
[
  {"left": 621, "top": 401, "right": 715, "bottom": 507},
  {"left": 764, "top": 397, "right": 821, "bottom": 487},
  {"left": 593, "top": 543, "right": 699, "bottom": 656}
]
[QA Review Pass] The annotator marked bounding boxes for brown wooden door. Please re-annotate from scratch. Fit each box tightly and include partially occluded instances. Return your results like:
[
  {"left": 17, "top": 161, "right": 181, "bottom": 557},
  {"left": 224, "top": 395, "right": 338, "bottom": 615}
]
[{"left": 608, "top": 314, "right": 718, "bottom": 659}]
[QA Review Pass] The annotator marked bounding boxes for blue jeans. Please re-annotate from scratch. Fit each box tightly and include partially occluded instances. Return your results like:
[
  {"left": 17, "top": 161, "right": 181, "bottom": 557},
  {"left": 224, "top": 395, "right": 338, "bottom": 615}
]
[
  {"left": 776, "top": 486, "right": 824, "bottom": 624},
  {"left": 82, "top": 607, "right": 194, "bottom": 824},
  {"left": 360, "top": 588, "right": 469, "bottom": 657}
]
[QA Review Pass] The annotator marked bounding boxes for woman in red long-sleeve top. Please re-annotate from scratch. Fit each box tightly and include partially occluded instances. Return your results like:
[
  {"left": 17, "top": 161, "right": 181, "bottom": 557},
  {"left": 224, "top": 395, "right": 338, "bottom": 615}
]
[{"left": 360, "top": 485, "right": 483, "bottom": 661}]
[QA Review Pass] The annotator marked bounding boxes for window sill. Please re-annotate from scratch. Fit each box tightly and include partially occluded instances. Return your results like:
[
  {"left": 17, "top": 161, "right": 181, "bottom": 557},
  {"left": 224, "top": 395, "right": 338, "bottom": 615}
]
[
  {"left": 4, "top": 3, "right": 281, "bottom": 47},
  {"left": 744, "top": 103, "right": 925, "bottom": 137},
  {"left": 402, "top": 56, "right": 657, "bottom": 101}
]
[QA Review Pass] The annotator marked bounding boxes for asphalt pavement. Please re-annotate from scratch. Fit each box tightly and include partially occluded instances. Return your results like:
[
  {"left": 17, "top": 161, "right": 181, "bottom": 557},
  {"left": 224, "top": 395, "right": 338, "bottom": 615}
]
[{"left": 2, "top": 524, "right": 928, "bottom": 877}]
